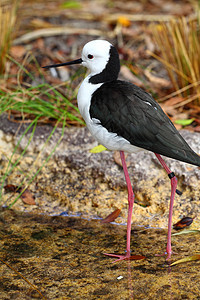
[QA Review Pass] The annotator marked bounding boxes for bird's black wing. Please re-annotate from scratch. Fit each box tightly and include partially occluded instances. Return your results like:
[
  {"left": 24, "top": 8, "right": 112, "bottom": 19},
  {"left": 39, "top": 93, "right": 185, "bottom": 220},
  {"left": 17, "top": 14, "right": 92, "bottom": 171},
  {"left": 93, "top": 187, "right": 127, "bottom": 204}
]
[{"left": 90, "top": 80, "right": 200, "bottom": 166}]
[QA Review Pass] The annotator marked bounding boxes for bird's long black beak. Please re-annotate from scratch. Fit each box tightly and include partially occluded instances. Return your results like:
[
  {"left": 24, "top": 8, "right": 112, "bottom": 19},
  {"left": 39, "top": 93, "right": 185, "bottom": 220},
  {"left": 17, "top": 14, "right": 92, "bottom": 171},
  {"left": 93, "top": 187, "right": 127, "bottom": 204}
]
[{"left": 42, "top": 58, "right": 83, "bottom": 69}]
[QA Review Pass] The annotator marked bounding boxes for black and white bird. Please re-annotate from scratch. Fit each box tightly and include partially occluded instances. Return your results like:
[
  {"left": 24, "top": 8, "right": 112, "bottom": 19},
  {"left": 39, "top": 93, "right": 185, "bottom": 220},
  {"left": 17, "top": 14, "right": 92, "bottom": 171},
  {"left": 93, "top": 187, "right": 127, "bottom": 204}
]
[{"left": 43, "top": 40, "right": 200, "bottom": 262}]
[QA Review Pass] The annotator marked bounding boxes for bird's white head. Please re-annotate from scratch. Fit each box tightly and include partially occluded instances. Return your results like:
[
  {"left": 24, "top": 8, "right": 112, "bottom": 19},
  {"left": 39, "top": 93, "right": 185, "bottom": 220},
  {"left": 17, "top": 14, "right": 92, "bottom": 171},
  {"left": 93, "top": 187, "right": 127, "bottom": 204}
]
[
  {"left": 81, "top": 40, "right": 120, "bottom": 83},
  {"left": 81, "top": 40, "right": 112, "bottom": 74},
  {"left": 43, "top": 39, "right": 120, "bottom": 83}
]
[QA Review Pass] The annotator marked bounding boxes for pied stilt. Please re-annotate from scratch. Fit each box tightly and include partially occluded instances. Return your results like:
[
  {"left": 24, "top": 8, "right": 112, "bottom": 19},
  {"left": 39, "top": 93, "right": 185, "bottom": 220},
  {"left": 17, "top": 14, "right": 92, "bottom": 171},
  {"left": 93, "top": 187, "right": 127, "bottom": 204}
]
[{"left": 43, "top": 40, "right": 200, "bottom": 262}]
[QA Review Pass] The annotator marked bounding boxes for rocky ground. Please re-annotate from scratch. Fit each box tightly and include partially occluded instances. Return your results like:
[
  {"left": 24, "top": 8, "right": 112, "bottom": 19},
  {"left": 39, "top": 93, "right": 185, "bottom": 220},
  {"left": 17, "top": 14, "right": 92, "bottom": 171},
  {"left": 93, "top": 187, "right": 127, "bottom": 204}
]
[{"left": 0, "top": 113, "right": 200, "bottom": 229}]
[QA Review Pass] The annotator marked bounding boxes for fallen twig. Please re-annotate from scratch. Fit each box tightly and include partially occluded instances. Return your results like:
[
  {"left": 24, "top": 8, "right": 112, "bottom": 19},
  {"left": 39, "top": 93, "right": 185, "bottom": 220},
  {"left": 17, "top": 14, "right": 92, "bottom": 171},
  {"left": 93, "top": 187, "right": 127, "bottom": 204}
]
[{"left": 13, "top": 27, "right": 114, "bottom": 45}]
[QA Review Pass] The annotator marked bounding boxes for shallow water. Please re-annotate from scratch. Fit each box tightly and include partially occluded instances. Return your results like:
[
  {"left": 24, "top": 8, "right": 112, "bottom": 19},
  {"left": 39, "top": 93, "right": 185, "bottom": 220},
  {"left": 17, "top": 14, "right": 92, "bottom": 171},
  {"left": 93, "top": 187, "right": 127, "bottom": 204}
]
[{"left": 0, "top": 208, "right": 199, "bottom": 299}]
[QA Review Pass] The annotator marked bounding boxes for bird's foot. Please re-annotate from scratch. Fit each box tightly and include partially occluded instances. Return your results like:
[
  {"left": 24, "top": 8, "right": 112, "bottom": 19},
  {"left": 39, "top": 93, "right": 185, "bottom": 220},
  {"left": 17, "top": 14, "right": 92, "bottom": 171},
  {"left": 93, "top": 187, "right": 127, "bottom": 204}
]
[
  {"left": 103, "top": 252, "right": 131, "bottom": 263},
  {"left": 104, "top": 251, "right": 145, "bottom": 263},
  {"left": 155, "top": 250, "right": 177, "bottom": 260}
]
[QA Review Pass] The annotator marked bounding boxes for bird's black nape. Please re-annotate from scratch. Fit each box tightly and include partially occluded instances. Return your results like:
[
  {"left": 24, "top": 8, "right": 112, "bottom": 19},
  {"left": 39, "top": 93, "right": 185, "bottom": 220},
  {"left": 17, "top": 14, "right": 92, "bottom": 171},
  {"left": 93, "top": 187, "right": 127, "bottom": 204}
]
[
  {"left": 42, "top": 58, "right": 83, "bottom": 69},
  {"left": 89, "top": 46, "right": 120, "bottom": 84}
]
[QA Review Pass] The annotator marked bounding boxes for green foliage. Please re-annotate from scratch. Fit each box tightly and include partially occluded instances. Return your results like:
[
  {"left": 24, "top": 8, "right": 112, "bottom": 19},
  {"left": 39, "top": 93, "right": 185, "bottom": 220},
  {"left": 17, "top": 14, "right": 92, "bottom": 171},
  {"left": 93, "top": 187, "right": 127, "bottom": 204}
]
[
  {"left": 0, "top": 55, "right": 84, "bottom": 207},
  {"left": 0, "top": 83, "right": 83, "bottom": 124},
  {"left": 61, "top": 1, "right": 82, "bottom": 9},
  {"left": 174, "top": 118, "right": 195, "bottom": 126},
  {"left": 0, "top": 54, "right": 84, "bottom": 126}
]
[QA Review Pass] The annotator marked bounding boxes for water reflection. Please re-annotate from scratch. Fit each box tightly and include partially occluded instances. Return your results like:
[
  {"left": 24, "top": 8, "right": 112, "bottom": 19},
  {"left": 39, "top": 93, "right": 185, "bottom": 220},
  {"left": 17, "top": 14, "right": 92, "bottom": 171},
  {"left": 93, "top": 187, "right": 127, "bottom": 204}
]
[{"left": 0, "top": 209, "right": 199, "bottom": 299}]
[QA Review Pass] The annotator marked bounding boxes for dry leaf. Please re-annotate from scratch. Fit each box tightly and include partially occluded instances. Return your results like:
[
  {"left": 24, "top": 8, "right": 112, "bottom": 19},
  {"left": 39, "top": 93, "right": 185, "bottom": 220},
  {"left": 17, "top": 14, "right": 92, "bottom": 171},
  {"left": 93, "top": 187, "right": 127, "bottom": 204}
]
[
  {"left": 4, "top": 184, "right": 19, "bottom": 193},
  {"left": 170, "top": 255, "right": 200, "bottom": 266},
  {"left": 90, "top": 144, "right": 107, "bottom": 153},
  {"left": 4, "top": 184, "right": 36, "bottom": 205},
  {"left": 20, "top": 189, "right": 36, "bottom": 205},
  {"left": 30, "top": 18, "right": 53, "bottom": 28},
  {"left": 120, "top": 65, "right": 143, "bottom": 86},
  {"left": 117, "top": 16, "right": 131, "bottom": 27},
  {"left": 101, "top": 208, "right": 121, "bottom": 223},
  {"left": 172, "top": 229, "right": 200, "bottom": 236},
  {"left": 163, "top": 96, "right": 185, "bottom": 107},
  {"left": 9, "top": 45, "right": 26, "bottom": 59},
  {"left": 113, "top": 151, "right": 130, "bottom": 167},
  {"left": 129, "top": 255, "right": 146, "bottom": 260},
  {"left": 145, "top": 35, "right": 155, "bottom": 53},
  {"left": 194, "top": 126, "right": 200, "bottom": 132},
  {"left": 173, "top": 217, "right": 194, "bottom": 230},
  {"left": 144, "top": 69, "right": 171, "bottom": 88},
  {"left": 113, "top": 151, "right": 122, "bottom": 167}
]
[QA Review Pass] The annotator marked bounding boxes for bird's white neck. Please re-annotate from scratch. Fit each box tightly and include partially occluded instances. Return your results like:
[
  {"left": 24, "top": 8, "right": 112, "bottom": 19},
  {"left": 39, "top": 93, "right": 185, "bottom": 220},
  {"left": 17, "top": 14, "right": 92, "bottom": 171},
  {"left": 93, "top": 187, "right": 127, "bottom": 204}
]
[{"left": 77, "top": 75, "right": 103, "bottom": 123}]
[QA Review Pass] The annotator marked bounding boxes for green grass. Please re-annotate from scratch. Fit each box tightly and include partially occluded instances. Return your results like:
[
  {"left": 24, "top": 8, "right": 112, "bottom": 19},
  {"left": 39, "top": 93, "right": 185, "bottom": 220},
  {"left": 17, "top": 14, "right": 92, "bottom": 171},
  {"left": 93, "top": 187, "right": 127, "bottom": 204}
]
[
  {"left": 0, "top": 55, "right": 84, "bottom": 207},
  {"left": 0, "top": 83, "right": 83, "bottom": 124},
  {"left": 1, "top": 54, "right": 84, "bottom": 125},
  {"left": 1, "top": 116, "right": 66, "bottom": 208}
]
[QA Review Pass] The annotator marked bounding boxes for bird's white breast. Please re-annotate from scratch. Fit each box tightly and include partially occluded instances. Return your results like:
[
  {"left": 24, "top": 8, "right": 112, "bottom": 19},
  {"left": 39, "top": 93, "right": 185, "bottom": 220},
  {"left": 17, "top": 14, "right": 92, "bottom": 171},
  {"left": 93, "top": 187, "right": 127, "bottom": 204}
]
[
  {"left": 77, "top": 77, "right": 141, "bottom": 153},
  {"left": 77, "top": 76, "right": 102, "bottom": 120}
]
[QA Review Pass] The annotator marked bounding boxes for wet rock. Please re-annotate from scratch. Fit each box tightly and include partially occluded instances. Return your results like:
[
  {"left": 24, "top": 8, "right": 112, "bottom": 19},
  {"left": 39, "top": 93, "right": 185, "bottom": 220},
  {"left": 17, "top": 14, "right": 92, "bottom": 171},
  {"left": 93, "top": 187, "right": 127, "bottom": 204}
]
[{"left": 0, "top": 113, "right": 200, "bottom": 229}]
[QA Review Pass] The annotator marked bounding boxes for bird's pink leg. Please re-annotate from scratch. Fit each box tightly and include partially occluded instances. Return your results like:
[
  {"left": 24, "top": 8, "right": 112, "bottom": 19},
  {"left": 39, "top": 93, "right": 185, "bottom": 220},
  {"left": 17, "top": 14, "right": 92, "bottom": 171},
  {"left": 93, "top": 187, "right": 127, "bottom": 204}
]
[
  {"left": 154, "top": 153, "right": 178, "bottom": 260},
  {"left": 104, "top": 151, "right": 135, "bottom": 262}
]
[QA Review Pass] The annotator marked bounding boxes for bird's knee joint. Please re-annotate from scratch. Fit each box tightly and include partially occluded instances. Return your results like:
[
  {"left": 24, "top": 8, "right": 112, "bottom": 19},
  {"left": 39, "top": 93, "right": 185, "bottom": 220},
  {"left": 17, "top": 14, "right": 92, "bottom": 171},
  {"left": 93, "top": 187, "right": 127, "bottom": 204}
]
[{"left": 168, "top": 172, "right": 176, "bottom": 179}]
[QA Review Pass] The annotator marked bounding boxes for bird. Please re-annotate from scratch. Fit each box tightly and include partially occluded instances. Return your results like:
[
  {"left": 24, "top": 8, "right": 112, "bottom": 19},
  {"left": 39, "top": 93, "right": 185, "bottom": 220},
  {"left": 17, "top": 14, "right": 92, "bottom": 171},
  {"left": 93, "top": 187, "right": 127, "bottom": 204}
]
[{"left": 43, "top": 40, "right": 200, "bottom": 262}]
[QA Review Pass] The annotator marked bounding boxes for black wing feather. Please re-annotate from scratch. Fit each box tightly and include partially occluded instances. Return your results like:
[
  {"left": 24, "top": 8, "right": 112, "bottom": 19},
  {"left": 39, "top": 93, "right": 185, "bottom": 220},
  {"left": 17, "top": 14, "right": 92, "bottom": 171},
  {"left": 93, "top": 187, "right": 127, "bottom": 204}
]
[{"left": 90, "top": 80, "right": 200, "bottom": 166}]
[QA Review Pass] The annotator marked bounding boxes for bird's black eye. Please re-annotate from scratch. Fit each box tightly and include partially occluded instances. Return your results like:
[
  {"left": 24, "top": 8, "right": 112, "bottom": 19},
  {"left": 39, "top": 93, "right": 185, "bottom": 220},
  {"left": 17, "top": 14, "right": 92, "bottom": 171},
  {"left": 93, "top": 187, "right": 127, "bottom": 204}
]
[{"left": 88, "top": 54, "right": 93, "bottom": 59}]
